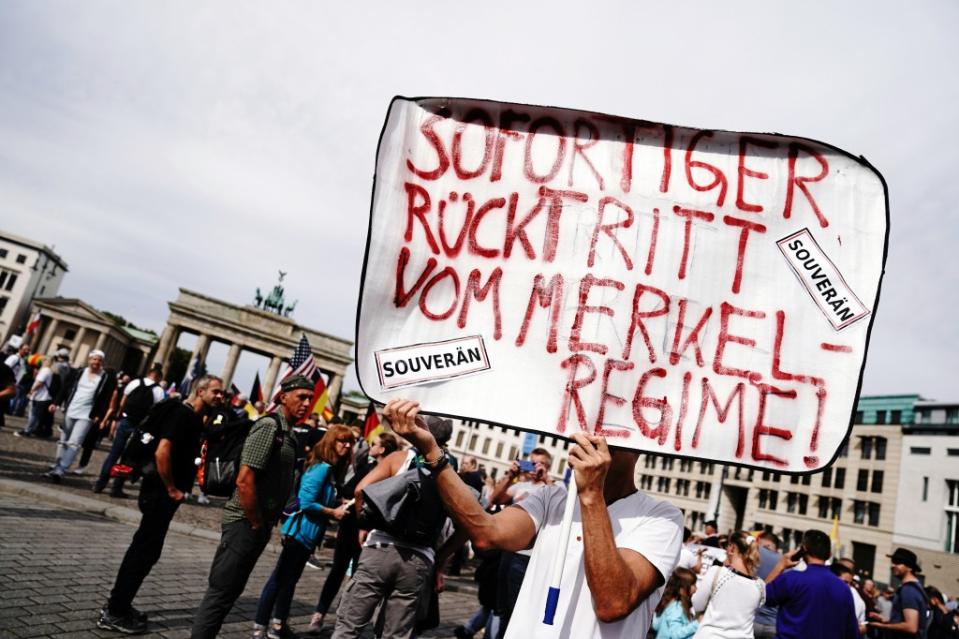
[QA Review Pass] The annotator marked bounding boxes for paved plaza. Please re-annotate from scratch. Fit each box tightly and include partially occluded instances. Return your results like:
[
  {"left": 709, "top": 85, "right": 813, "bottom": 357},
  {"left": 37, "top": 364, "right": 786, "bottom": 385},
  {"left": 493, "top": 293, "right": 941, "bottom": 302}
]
[{"left": 0, "top": 421, "right": 479, "bottom": 638}]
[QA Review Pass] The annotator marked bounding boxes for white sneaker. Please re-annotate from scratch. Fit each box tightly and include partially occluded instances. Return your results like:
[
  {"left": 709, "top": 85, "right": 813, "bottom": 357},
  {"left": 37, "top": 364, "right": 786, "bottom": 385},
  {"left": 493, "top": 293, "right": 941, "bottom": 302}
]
[
  {"left": 73, "top": 465, "right": 89, "bottom": 475},
  {"left": 197, "top": 493, "right": 210, "bottom": 505}
]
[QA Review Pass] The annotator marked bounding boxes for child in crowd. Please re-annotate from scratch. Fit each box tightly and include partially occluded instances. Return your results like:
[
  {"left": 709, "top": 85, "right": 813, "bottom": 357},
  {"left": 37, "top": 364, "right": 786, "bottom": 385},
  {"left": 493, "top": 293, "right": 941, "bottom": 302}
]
[{"left": 652, "top": 567, "right": 700, "bottom": 639}]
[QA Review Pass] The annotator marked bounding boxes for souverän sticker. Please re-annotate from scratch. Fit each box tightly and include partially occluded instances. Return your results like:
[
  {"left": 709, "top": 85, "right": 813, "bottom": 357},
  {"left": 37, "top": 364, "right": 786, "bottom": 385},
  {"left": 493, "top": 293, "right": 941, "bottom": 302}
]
[
  {"left": 375, "top": 335, "right": 491, "bottom": 390},
  {"left": 777, "top": 228, "right": 870, "bottom": 330}
]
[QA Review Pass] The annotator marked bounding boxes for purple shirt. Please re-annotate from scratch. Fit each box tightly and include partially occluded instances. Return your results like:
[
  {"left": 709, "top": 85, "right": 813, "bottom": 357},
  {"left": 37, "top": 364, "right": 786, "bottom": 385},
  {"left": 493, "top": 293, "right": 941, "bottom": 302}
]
[{"left": 765, "top": 564, "right": 860, "bottom": 639}]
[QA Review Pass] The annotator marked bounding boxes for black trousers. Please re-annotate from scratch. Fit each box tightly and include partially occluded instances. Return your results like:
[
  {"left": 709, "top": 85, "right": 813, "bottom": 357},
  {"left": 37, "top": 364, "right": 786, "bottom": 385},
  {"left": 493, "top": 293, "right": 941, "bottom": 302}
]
[
  {"left": 191, "top": 520, "right": 272, "bottom": 639},
  {"left": 315, "top": 512, "right": 361, "bottom": 614},
  {"left": 107, "top": 491, "right": 181, "bottom": 615}
]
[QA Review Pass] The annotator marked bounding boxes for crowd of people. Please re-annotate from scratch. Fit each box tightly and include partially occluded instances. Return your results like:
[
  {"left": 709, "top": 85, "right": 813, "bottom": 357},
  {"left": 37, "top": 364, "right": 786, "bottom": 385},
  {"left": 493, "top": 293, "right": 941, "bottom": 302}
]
[{"left": 2, "top": 342, "right": 959, "bottom": 639}]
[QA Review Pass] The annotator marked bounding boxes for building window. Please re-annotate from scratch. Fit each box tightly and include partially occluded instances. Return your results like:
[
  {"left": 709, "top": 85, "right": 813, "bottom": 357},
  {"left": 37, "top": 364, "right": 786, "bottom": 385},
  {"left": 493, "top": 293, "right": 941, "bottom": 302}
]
[
  {"left": 947, "top": 449, "right": 959, "bottom": 457},
  {"left": 455, "top": 431, "right": 465, "bottom": 448},
  {"left": 947, "top": 408, "right": 958, "bottom": 424},
  {"left": 0, "top": 248, "right": 6, "bottom": 258},
  {"left": 769, "top": 490, "right": 779, "bottom": 511},
  {"left": 508, "top": 446, "right": 517, "bottom": 460},
  {"left": 15, "top": 254, "right": 26, "bottom": 264},
  {"left": 871, "top": 470, "right": 884, "bottom": 493},
  {"left": 787, "top": 492, "right": 797, "bottom": 513},
  {"left": 890, "top": 410, "right": 901, "bottom": 424},
  {"left": 802, "top": 475, "right": 811, "bottom": 486},
  {"left": 495, "top": 442, "right": 504, "bottom": 458},
  {"left": 854, "top": 500, "right": 866, "bottom": 524},
  {"left": 838, "top": 439, "right": 849, "bottom": 458},
  {"left": 818, "top": 496, "right": 830, "bottom": 518},
  {"left": 799, "top": 494, "right": 808, "bottom": 515},
  {"left": 911, "top": 447, "right": 932, "bottom": 455},
  {"left": 661, "top": 458, "right": 668, "bottom": 470},
  {"left": 835, "top": 468, "right": 846, "bottom": 489},
  {"left": 875, "top": 411, "right": 887, "bottom": 425},
  {"left": 861, "top": 437, "right": 873, "bottom": 460},
  {"left": 822, "top": 467, "right": 833, "bottom": 488},
  {"left": 875, "top": 437, "right": 887, "bottom": 460},
  {"left": 922, "top": 477, "right": 929, "bottom": 501},
  {"left": 831, "top": 498, "right": 842, "bottom": 520},
  {"left": 855, "top": 410, "right": 864, "bottom": 423},
  {"left": 468, "top": 434, "right": 478, "bottom": 451},
  {"left": 790, "top": 475, "right": 800, "bottom": 485},
  {"left": 946, "top": 480, "right": 959, "bottom": 554},
  {"left": 481, "top": 438, "right": 491, "bottom": 455},
  {"left": 868, "top": 503, "right": 880, "bottom": 527},
  {"left": 0, "top": 269, "right": 18, "bottom": 291},
  {"left": 703, "top": 483, "right": 711, "bottom": 501},
  {"left": 759, "top": 489, "right": 768, "bottom": 509},
  {"left": 857, "top": 469, "right": 869, "bottom": 492}
]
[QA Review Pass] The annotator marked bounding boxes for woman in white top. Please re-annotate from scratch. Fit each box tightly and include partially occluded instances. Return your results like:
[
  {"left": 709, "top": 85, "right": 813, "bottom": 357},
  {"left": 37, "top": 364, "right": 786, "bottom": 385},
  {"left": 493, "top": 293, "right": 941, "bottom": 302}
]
[{"left": 691, "top": 531, "right": 765, "bottom": 639}]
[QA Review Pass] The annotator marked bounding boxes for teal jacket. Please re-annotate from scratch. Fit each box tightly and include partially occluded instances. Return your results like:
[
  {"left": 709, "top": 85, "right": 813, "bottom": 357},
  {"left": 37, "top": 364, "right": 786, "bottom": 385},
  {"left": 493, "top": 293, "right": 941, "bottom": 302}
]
[
  {"left": 280, "top": 462, "right": 338, "bottom": 550},
  {"left": 651, "top": 600, "right": 699, "bottom": 639}
]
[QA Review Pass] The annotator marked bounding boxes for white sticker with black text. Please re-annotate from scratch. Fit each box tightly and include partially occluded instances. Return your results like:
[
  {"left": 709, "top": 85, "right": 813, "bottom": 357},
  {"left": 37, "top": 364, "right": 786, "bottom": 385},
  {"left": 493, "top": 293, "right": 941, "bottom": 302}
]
[{"left": 375, "top": 335, "right": 491, "bottom": 390}]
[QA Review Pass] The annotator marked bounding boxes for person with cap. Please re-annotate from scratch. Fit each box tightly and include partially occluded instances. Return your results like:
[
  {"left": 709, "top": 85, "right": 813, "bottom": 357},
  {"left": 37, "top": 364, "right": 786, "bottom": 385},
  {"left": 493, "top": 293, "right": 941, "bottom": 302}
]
[
  {"left": 868, "top": 548, "right": 931, "bottom": 638},
  {"left": 190, "top": 374, "right": 312, "bottom": 639},
  {"left": 44, "top": 350, "right": 116, "bottom": 482},
  {"left": 4, "top": 342, "right": 31, "bottom": 416},
  {"left": 330, "top": 413, "right": 458, "bottom": 639}
]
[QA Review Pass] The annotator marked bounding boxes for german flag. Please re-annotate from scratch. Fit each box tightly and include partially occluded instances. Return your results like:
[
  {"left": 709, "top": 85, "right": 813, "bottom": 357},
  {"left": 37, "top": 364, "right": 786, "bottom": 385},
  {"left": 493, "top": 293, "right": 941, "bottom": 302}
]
[
  {"left": 249, "top": 373, "right": 264, "bottom": 405},
  {"left": 363, "top": 402, "right": 383, "bottom": 444}
]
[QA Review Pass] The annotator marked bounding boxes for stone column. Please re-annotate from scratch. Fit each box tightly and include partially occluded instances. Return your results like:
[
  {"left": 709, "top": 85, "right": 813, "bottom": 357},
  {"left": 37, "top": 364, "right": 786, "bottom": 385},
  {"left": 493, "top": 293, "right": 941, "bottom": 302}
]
[
  {"left": 71, "top": 326, "right": 88, "bottom": 363},
  {"left": 263, "top": 355, "right": 283, "bottom": 400},
  {"left": 326, "top": 373, "right": 343, "bottom": 409},
  {"left": 38, "top": 317, "right": 59, "bottom": 354},
  {"left": 94, "top": 332, "right": 107, "bottom": 351},
  {"left": 221, "top": 343, "right": 242, "bottom": 388},
  {"left": 192, "top": 333, "right": 211, "bottom": 364},
  {"left": 139, "top": 346, "right": 153, "bottom": 376},
  {"left": 154, "top": 325, "right": 177, "bottom": 375}
]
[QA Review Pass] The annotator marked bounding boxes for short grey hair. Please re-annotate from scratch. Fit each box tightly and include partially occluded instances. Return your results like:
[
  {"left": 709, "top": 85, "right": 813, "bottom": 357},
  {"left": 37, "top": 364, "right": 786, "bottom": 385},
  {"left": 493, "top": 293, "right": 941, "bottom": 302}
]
[{"left": 190, "top": 374, "right": 223, "bottom": 399}]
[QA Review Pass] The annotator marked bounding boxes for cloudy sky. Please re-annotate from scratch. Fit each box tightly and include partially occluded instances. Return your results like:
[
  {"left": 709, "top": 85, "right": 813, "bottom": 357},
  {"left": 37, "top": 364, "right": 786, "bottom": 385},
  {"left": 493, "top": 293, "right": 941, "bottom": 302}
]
[{"left": 1, "top": 1, "right": 956, "bottom": 399}]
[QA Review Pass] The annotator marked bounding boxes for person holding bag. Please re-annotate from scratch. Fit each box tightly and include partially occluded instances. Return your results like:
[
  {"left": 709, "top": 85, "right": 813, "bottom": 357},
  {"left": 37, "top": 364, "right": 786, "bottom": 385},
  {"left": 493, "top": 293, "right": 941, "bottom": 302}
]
[
  {"left": 691, "top": 531, "right": 765, "bottom": 639},
  {"left": 252, "top": 424, "right": 355, "bottom": 639}
]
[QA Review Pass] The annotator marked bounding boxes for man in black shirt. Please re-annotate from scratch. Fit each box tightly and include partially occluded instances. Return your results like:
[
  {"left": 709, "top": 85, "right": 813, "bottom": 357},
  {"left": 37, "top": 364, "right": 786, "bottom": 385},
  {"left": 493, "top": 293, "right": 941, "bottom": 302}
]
[{"left": 97, "top": 374, "right": 225, "bottom": 635}]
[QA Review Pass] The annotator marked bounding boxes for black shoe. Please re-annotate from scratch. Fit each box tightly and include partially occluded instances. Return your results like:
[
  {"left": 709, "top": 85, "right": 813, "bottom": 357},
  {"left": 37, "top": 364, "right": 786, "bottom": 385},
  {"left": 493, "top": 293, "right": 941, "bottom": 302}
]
[
  {"left": 109, "top": 490, "right": 129, "bottom": 499},
  {"left": 305, "top": 556, "right": 323, "bottom": 570},
  {"left": 44, "top": 471, "right": 62, "bottom": 484},
  {"left": 99, "top": 605, "right": 147, "bottom": 624},
  {"left": 93, "top": 482, "right": 106, "bottom": 494},
  {"left": 454, "top": 626, "right": 473, "bottom": 639},
  {"left": 97, "top": 608, "right": 146, "bottom": 634}
]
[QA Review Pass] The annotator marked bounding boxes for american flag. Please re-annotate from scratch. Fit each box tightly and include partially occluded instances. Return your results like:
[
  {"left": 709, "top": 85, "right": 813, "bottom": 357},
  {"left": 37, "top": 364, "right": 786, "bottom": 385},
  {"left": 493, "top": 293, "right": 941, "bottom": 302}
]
[{"left": 269, "top": 334, "right": 317, "bottom": 405}]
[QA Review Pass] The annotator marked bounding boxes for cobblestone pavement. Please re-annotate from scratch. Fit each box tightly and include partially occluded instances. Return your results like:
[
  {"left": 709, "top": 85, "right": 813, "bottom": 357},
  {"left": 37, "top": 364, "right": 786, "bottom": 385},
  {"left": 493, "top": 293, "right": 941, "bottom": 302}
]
[{"left": 0, "top": 421, "right": 481, "bottom": 638}]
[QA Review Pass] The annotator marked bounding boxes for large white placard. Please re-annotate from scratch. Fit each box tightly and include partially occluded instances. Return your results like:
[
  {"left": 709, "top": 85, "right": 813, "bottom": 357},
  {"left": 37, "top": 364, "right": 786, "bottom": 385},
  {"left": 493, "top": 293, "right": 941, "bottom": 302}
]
[{"left": 356, "top": 97, "right": 888, "bottom": 472}]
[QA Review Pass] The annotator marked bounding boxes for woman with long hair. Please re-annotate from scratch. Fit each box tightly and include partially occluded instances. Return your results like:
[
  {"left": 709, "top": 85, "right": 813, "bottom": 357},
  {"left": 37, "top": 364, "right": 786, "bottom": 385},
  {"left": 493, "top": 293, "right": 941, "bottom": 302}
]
[
  {"left": 252, "top": 424, "right": 355, "bottom": 639},
  {"left": 653, "top": 567, "right": 700, "bottom": 638},
  {"left": 692, "top": 530, "right": 765, "bottom": 639}
]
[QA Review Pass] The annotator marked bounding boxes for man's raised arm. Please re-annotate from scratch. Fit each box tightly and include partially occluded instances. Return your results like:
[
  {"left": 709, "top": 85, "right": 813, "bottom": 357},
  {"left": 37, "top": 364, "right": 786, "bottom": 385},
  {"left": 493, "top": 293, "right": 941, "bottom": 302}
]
[{"left": 384, "top": 399, "right": 536, "bottom": 553}]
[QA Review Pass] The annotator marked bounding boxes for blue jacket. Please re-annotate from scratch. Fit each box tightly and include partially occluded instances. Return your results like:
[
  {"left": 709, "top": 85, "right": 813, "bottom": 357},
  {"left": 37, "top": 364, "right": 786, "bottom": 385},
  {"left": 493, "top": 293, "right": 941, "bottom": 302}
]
[
  {"left": 652, "top": 600, "right": 699, "bottom": 639},
  {"left": 280, "top": 462, "right": 338, "bottom": 549}
]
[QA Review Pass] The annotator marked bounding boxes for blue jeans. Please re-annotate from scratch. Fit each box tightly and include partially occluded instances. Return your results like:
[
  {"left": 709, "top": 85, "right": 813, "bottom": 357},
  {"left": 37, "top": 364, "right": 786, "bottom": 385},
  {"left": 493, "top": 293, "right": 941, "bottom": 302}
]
[
  {"left": 24, "top": 400, "right": 53, "bottom": 436},
  {"left": 255, "top": 539, "right": 313, "bottom": 626},
  {"left": 52, "top": 417, "right": 94, "bottom": 475},
  {"left": 96, "top": 418, "right": 133, "bottom": 491}
]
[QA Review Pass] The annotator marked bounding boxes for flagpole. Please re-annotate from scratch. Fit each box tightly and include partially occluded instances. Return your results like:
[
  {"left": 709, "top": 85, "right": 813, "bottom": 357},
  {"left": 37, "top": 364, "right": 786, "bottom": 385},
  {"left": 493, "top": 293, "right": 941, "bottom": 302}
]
[{"left": 543, "top": 477, "right": 577, "bottom": 625}]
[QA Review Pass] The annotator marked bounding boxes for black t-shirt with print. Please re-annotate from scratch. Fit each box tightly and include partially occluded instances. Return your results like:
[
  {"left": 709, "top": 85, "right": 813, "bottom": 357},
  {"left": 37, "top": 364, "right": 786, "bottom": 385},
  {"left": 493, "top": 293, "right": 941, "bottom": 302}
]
[{"left": 141, "top": 402, "right": 205, "bottom": 497}]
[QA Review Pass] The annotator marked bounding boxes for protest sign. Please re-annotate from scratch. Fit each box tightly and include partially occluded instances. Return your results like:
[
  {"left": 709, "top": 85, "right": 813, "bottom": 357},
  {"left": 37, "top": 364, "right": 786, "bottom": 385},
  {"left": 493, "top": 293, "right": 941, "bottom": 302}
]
[{"left": 356, "top": 97, "right": 888, "bottom": 472}]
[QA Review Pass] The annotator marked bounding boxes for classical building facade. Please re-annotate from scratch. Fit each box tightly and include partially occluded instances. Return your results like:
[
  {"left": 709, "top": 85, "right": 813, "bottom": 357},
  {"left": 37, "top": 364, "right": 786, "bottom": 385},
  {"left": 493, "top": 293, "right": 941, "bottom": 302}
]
[
  {"left": 152, "top": 289, "right": 353, "bottom": 404},
  {"left": 29, "top": 298, "right": 156, "bottom": 372},
  {"left": 893, "top": 400, "right": 959, "bottom": 590},
  {"left": 0, "top": 230, "right": 67, "bottom": 344}
]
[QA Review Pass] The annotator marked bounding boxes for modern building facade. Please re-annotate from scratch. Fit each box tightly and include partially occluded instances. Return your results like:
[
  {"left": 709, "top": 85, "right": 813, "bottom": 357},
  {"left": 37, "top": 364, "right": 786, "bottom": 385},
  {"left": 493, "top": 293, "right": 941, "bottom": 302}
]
[{"left": 0, "top": 230, "right": 68, "bottom": 344}]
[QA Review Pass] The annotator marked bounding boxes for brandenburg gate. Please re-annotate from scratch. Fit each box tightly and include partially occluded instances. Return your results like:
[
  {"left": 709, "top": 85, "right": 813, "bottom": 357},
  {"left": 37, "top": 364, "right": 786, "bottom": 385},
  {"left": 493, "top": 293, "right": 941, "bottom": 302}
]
[{"left": 153, "top": 288, "right": 353, "bottom": 403}]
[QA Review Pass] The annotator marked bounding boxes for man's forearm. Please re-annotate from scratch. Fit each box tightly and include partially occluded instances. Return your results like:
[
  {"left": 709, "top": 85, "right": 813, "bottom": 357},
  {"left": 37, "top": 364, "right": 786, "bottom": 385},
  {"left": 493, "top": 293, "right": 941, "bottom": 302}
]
[
  {"left": 580, "top": 497, "right": 645, "bottom": 622},
  {"left": 488, "top": 475, "right": 513, "bottom": 505},
  {"left": 236, "top": 466, "right": 262, "bottom": 527}
]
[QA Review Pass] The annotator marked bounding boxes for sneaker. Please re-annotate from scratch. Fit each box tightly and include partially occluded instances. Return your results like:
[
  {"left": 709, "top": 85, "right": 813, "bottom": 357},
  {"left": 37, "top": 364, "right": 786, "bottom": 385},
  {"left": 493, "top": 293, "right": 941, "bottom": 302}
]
[
  {"left": 252, "top": 623, "right": 267, "bottom": 638},
  {"left": 73, "top": 465, "right": 89, "bottom": 475},
  {"left": 197, "top": 493, "right": 210, "bottom": 505},
  {"left": 13, "top": 430, "right": 31, "bottom": 438},
  {"left": 267, "top": 622, "right": 298, "bottom": 639},
  {"left": 305, "top": 556, "right": 323, "bottom": 570},
  {"left": 93, "top": 482, "right": 106, "bottom": 494},
  {"left": 44, "top": 470, "right": 62, "bottom": 484},
  {"left": 96, "top": 608, "right": 146, "bottom": 634},
  {"left": 454, "top": 625, "right": 473, "bottom": 639},
  {"left": 99, "top": 605, "right": 147, "bottom": 624}
]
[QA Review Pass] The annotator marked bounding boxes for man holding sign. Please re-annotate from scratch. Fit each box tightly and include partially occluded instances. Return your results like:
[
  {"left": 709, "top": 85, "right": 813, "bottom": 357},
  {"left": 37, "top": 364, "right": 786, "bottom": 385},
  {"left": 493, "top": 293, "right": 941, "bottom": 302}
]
[{"left": 383, "top": 397, "right": 683, "bottom": 639}]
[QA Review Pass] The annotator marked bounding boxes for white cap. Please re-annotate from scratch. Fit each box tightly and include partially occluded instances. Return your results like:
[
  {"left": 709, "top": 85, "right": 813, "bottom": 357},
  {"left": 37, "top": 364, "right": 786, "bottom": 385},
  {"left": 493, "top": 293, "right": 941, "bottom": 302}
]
[{"left": 89, "top": 349, "right": 106, "bottom": 360}]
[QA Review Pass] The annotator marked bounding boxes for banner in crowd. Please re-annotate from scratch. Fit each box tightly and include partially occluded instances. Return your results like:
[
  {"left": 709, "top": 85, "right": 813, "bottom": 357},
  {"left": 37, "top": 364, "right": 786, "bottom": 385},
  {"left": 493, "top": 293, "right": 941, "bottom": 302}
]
[{"left": 356, "top": 97, "right": 888, "bottom": 472}]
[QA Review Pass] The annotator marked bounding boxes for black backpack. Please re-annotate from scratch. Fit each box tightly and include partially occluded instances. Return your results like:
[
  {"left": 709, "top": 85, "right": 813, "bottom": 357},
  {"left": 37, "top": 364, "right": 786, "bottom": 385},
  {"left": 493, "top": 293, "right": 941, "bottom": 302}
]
[
  {"left": 111, "top": 399, "right": 180, "bottom": 481},
  {"left": 123, "top": 379, "right": 158, "bottom": 426},
  {"left": 199, "top": 414, "right": 283, "bottom": 497}
]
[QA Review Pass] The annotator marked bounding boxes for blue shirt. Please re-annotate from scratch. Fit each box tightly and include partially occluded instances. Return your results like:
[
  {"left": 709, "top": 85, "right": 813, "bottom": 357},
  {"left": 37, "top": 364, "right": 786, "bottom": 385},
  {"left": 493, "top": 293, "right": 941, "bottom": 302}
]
[
  {"left": 755, "top": 545, "right": 782, "bottom": 626},
  {"left": 890, "top": 581, "right": 928, "bottom": 639},
  {"left": 765, "top": 564, "right": 860, "bottom": 639}
]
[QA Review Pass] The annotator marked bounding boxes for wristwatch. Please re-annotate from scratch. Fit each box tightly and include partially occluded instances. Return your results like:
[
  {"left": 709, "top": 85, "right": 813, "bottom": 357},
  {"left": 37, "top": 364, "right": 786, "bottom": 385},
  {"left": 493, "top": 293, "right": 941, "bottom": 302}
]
[{"left": 423, "top": 452, "right": 450, "bottom": 473}]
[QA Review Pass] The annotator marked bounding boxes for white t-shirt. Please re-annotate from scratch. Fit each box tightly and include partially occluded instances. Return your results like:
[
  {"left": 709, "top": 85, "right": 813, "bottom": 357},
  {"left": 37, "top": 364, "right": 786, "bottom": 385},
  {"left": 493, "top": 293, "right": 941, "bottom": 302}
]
[
  {"left": 692, "top": 565, "right": 765, "bottom": 639},
  {"left": 850, "top": 585, "right": 866, "bottom": 624},
  {"left": 31, "top": 367, "right": 53, "bottom": 402},
  {"left": 5, "top": 354, "right": 24, "bottom": 380},
  {"left": 678, "top": 545, "right": 699, "bottom": 571},
  {"left": 505, "top": 485, "right": 683, "bottom": 639},
  {"left": 66, "top": 368, "right": 102, "bottom": 419}
]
